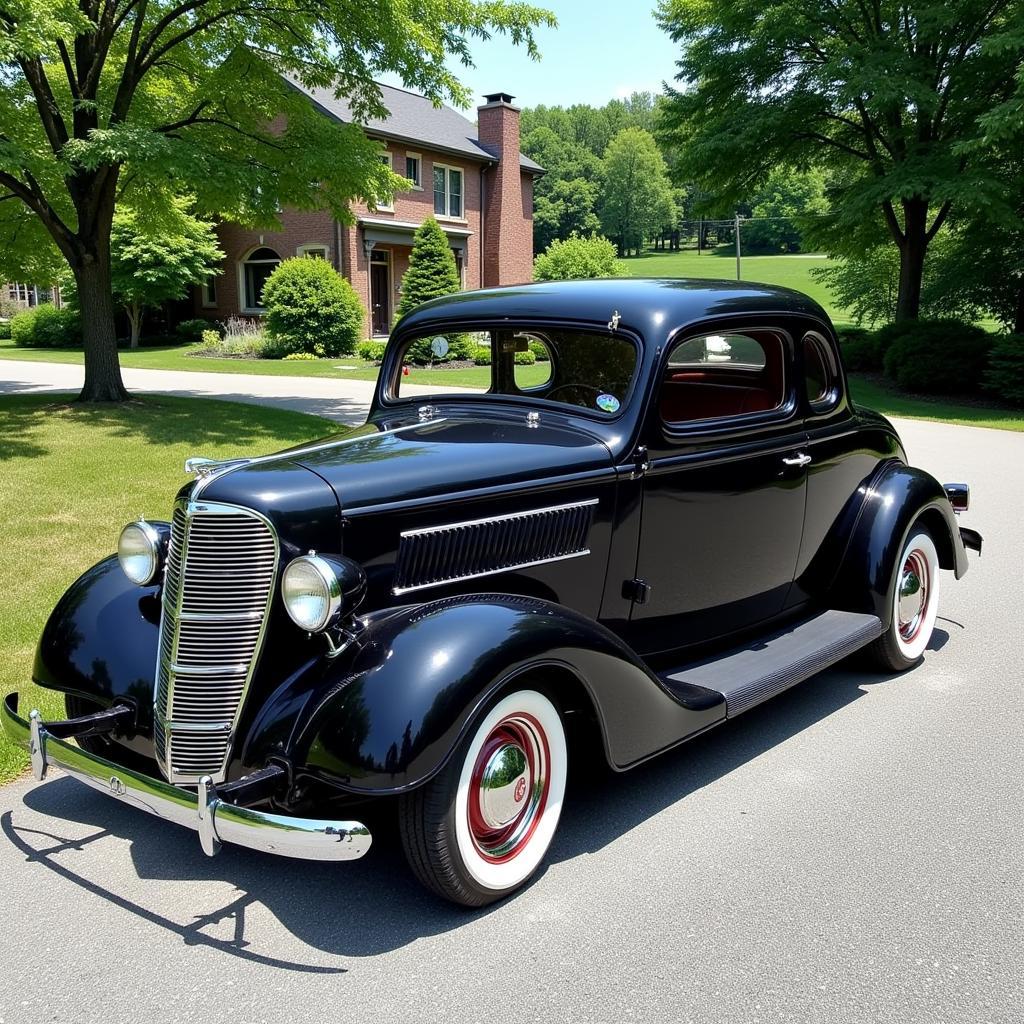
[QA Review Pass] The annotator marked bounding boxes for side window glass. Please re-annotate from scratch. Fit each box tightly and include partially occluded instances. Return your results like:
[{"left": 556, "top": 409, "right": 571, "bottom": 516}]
[
  {"left": 661, "top": 330, "right": 786, "bottom": 425},
  {"left": 513, "top": 335, "right": 553, "bottom": 391},
  {"left": 803, "top": 333, "right": 838, "bottom": 410}
]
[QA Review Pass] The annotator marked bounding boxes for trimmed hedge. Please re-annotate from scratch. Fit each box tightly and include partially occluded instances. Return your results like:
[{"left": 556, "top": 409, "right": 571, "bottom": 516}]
[
  {"left": 882, "top": 320, "right": 992, "bottom": 394},
  {"left": 10, "top": 304, "right": 81, "bottom": 347},
  {"left": 983, "top": 335, "right": 1024, "bottom": 406},
  {"left": 0, "top": 321, "right": 10, "bottom": 340}
]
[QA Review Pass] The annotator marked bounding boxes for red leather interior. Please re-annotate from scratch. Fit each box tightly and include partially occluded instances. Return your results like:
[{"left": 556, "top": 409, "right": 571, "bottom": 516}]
[{"left": 660, "top": 334, "right": 785, "bottom": 424}]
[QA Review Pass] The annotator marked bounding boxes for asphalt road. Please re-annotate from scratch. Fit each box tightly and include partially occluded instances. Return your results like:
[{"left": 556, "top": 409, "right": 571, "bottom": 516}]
[{"left": 0, "top": 408, "right": 1021, "bottom": 1023}]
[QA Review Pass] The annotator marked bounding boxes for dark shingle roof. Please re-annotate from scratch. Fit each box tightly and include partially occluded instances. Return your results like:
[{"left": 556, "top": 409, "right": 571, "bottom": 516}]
[{"left": 288, "top": 78, "right": 543, "bottom": 173}]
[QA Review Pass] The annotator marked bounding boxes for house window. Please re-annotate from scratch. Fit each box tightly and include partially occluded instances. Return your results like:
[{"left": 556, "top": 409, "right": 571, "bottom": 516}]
[
  {"left": 297, "top": 244, "right": 329, "bottom": 261},
  {"left": 240, "top": 246, "right": 281, "bottom": 312},
  {"left": 201, "top": 278, "right": 217, "bottom": 308},
  {"left": 405, "top": 153, "right": 422, "bottom": 189},
  {"left": 375, "top": 152, "right": 395, "bottom": 212},
  {"left": 433, "top": 164, "right": 464, "bottom": 219}
]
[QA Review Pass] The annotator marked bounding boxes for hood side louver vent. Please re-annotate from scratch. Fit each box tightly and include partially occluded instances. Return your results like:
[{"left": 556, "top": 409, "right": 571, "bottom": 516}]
[{"left": 393, "top": 498, "right": 598, "bottom": 595}]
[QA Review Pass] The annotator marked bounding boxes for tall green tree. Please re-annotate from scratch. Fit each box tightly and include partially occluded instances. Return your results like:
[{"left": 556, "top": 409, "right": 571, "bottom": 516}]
[
  {"left": 0, "top": 0, "right": 553, "bottom": 402},
  {"left": 533, "top": 178, "right": 601, "bottom": 253},
  {"left": 110, "top": 198, "right": 222, "bottom": 347},
  {"left": 742, "top": 167, "right": 828, "bottom": 253},
  {"left": 657, "top": 0, "right": 1024, "bottom": 320},
  {"left": 600, "top": 127, "right": 675, "bottom": 255}
]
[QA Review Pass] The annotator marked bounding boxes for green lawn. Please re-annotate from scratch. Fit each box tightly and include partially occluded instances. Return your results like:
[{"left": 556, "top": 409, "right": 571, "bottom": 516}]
[
  {"left": 0, "top": 336, "right": 552, "bottom": 389},
  {"left": 0, "top": 393, "right": 337, "bottom": 783},
  {"left": 618, "top": 248, "right": 844, "bottom": 322},
  {"left": 848, "top": 373, "right": 1024, "bottom": 431}
]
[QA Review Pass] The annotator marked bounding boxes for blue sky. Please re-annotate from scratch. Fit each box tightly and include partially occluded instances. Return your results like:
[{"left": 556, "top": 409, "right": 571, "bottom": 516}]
[{"left": 385, "top": 2, "right": 681, "bottom": 110}]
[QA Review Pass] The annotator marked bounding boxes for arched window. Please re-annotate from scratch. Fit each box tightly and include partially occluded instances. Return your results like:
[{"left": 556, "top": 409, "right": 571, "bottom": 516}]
[{"left": 241, "top": 246, "right": 281, "bottom": 311}]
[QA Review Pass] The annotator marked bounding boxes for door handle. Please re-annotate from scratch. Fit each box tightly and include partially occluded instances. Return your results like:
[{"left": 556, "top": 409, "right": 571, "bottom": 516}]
[{"left": 782, "top": 453, "right": 812, "bottom": 468}]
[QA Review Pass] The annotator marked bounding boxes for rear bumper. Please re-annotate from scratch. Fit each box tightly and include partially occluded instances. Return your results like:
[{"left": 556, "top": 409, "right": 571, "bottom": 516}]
[{"left": 2, "top": 693, "right": 371, "bottom": 862}]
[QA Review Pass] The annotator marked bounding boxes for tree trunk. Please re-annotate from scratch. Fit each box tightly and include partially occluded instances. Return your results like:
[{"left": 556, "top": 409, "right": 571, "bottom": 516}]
[
  {"left": 75, "top": 256, "right": 129, "bottom": 402},
  {"left": 895, "top": 198, "right": 928, "bottom": 322},
  {"left": 1013, "top": 277, "right": 1024, "bottom": 336},
  {"left": 128, "top": 302, "right": 142, "bottom": 349}
]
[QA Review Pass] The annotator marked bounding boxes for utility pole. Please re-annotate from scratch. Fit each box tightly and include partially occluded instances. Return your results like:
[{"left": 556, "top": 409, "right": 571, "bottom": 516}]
[{"left": 735, "top": 212, "right": 742, "bottom": 280}]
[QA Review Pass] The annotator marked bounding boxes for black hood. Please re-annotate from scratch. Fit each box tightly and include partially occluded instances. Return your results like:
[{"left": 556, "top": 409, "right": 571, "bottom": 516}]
[{"left": 286, "top": 412, "right": 614, "bottom": 512}]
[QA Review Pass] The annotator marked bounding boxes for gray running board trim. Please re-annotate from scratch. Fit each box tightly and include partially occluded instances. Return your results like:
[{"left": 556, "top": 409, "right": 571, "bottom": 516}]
[{"left": 660, "top": 610, "right": 882, "bottom": 718}]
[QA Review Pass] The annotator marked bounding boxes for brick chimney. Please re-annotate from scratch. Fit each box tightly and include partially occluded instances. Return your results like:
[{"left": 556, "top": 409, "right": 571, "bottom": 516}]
[{"left": 477, "top": 92, "right": 533, "bottom": 287}]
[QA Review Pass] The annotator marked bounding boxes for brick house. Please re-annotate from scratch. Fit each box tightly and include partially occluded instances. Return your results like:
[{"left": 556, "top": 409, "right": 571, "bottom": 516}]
[{"left": 193, "top": 84, "right": 541, "bottom": 337}]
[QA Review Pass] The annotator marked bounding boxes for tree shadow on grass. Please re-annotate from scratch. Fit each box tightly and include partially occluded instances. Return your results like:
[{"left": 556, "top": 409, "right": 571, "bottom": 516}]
[
  {"left": 0, "top": 392, "right": 348, "bottom": 464},
  {"left": 2, "top": 653, "right": 936, "bottom": 966}
]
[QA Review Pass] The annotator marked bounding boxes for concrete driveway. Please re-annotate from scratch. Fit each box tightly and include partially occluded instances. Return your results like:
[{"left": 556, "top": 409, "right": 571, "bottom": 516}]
[
  {"left": 0, "top": 372, "right": 1021, "bottom": 1022},
  {"left": 0, "top": 358, "right": 458, "bottom": 424}
]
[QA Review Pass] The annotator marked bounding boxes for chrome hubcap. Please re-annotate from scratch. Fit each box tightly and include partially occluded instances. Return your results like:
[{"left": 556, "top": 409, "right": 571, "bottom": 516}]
[
  {"left": 468, "top": 713, "right": 550, "bottom": 863},
  {"left": 478, "top": 742, "right": 529, "bottom": 829},
  {"left": 898, "top": 550, "right": 930, "bottom": 642}
]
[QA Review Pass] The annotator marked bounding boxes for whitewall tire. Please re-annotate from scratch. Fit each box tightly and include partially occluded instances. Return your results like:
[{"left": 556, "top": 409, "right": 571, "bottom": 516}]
[
  {"left": 399, "top": 688, "right": 567, "bottom": 906},
  {"left": 867, "top": 528, "right": 941, "bottom": 671}
]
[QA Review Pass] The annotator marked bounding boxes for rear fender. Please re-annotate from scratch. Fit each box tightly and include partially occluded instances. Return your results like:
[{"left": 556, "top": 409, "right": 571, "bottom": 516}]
[
  {"left": 830, "top": 461, "right": 967, "bottom": 626},
  {"left": 250, "top": 595, "right": 725, "bottom": 796}
]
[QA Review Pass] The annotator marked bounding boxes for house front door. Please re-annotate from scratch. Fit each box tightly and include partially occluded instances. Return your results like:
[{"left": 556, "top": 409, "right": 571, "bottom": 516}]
[{"left": 370, "top": 260, "right": 390, "bottom": 336}]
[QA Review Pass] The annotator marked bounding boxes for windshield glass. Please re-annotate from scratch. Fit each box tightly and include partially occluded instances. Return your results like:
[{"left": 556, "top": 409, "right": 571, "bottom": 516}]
[{"left": 390, "top": 327, "right": 638, "bottom": 416}]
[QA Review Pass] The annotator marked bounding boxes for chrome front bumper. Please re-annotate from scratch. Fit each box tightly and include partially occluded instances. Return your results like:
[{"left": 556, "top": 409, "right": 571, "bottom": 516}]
[{"left": 2, "top": 693, "right": 371, "bottom": 862}]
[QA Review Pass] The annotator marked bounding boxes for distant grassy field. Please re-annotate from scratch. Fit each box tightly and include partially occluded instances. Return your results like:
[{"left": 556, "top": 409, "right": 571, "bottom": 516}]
[
  {"left": 0, "top": 394, "right": 337, "bottom": 783},
  {"left": 618, "top": 248, "right": 845, "bottom": 322}
]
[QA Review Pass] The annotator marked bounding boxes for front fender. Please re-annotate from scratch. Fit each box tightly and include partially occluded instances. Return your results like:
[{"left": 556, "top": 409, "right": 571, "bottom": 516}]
[
  {"left": 831, "top": 461, "right": 967, "bottom": 625},
  {"left": 250, "top": 596, "right": 725, "bottom": 796},
  {"left": 33, "top": 555, "right": 160, "bottom": 725}
]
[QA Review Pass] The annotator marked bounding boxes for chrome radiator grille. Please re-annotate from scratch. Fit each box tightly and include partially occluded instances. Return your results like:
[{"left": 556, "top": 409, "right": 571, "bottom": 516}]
[
  {"left": 154, "top": 500, "right": 279, "bottom": 784},
  {"left": 393, "top": 498, "right": 598, "bottom": 595}
]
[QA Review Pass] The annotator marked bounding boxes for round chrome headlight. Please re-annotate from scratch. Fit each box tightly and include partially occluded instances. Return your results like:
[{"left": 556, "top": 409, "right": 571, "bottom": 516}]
[
  {"left": 281, "top": 555, "right": 342, "bottom": 632},
  {"left": 117, "top": 521, "right": 162, "bottom": 585}
]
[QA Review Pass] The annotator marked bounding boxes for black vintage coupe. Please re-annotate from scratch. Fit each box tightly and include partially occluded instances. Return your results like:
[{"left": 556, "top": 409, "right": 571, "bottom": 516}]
[{"left": 4, "top": 279, "right": 982, "bottom": 906}]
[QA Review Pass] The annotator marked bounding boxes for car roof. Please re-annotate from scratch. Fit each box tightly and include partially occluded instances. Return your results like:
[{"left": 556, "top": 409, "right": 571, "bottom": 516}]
[{"left": 395, "top": 277, "right": 832, "bottom": 343}]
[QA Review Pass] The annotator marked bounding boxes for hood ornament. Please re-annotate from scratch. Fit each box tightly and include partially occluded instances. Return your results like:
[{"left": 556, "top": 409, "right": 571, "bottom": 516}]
[
  {"left": 184, "top": 456, "right": 247, "bottom": 478},
  {"left": 608, "top": 310, "right": 621, "bottom": 331}
]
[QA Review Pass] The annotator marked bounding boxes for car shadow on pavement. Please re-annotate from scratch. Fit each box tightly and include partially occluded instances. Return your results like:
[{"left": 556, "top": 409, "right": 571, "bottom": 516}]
[{"left": 2, "top": 643, "right": 946, "bottom": 967}]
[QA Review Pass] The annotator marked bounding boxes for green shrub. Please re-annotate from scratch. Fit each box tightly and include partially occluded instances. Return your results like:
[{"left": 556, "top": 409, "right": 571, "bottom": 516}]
[
  {"left": 533, "top": 234, "right": 624, "bottom": 281},
  {"left": 10, "top": 304, "right": 81, "bottom": 347},
  {"left": 883, "top": 320, "right": 993, "bottom": 394},
  {"left": 190, "top": 331, "right": 270, "bottom": 359},
  {"left": 839, "top": 332, "right": 885, "bottom": 372},
  {"left": 395, "top": 218, "right": 461, "bottom": 321},
  {"left": 404, "top": 332, "right": 475, "bottom": 365},
  {"left": 514, "top": 349, "right": 536, "bottom": 365},
  {"left": 983, "top": 335, "right": 1024, "bottom": 406},
  {"left": 473, "top": 346, "right": 491, "bottom": 366},
  {"left": 357, "top": 340, "right": 388, "bottom": 361},
  {"left": 261, "top": 257, "right": 363, "bottom": 357},
  {"left": 528, "top": 338, "right": 550, "bottom": 361},
  {"left": 177, "top": 318, "right": 219, "bottom": 343},
  {"left": 283, "top": 351, "right": 317, "bottom": 361},
  {"left": 0, "top": 321, "right": 10, "bottom": 340}
]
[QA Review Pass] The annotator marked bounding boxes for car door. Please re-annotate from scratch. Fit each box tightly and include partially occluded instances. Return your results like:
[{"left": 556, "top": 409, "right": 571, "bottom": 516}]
[{"left": 626, "top": 325, "right": 810, "bottom": 657}]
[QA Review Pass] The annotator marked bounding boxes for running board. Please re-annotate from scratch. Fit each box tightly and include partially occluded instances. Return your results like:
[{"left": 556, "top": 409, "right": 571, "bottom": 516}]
[{"left": 660, "top": 610, "right": 882, "bottom": 718}]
